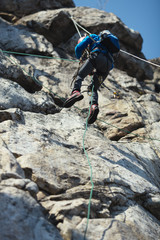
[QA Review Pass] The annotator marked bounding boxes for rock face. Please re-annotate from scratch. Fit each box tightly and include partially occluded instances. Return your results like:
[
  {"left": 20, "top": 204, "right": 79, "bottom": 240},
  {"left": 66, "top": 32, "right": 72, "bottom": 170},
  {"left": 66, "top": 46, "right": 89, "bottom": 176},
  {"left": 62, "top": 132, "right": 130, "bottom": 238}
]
[
  {"left": 0, "top": 2, "right": 160, "bottom": 240},
  {"left": 0, "top": 0, "right": 75, "bottom": 17}
]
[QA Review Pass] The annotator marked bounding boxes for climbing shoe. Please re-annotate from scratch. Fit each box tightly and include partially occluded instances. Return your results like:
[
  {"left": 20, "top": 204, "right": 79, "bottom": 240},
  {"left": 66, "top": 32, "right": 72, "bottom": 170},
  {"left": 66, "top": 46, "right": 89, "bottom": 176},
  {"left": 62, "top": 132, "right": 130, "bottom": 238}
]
[
  {"left": 63, "top": 90, "right": 84, "bottom": 108},
  {"left": 88, "top": 104, "right": 99, "bottom": 124}
]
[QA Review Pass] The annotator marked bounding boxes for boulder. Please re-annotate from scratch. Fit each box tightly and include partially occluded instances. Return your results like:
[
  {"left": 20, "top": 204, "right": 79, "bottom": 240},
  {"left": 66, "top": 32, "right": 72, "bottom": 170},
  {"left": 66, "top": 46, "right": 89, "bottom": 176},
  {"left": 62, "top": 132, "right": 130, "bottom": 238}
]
[
  {"left": 0, "top": 17, "right": 54, "bottom": 55},
  {"left": 0, "top": 78, "right": 60, "bottom": 114},
  {"left": 0, "top": 186, "right": 63, "bottom": 240},
  {"left": 0, "top": 50, "right": 42, "bottom": 93},
  {"left": 0, "top": 137, "right": 24, "bottom": 179},
  {"left": 0, "top": 0, "right": 75, "bottom": 17}
]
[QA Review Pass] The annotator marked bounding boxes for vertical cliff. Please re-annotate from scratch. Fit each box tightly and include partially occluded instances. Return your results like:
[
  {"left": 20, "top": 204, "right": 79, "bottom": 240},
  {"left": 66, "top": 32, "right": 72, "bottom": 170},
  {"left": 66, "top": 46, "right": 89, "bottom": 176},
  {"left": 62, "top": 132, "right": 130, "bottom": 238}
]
[{"left": 0, "top": 1, "right": 160, "bottom": 240}]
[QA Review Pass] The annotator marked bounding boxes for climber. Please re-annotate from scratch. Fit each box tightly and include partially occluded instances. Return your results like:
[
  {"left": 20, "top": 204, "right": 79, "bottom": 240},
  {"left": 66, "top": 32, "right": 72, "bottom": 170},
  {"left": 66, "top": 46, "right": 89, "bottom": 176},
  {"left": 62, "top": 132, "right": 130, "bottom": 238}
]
[{"left": 63, "top": 30, "right": 120, "bottom": 124}]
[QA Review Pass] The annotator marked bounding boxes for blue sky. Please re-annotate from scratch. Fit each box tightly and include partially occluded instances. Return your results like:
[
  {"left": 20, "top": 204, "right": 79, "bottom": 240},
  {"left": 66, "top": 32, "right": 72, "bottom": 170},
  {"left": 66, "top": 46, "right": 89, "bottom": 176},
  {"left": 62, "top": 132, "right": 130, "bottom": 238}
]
[{"left": 73, "top": 0, "right": 160, "bottom": 59}]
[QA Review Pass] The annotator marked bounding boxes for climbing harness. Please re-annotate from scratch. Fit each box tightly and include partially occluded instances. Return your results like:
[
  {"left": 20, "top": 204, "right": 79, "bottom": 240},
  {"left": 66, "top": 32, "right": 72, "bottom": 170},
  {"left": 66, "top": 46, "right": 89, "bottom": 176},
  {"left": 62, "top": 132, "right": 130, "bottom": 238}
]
[{"left": 70, "top": 49, "right": 90, "bottom": 88}]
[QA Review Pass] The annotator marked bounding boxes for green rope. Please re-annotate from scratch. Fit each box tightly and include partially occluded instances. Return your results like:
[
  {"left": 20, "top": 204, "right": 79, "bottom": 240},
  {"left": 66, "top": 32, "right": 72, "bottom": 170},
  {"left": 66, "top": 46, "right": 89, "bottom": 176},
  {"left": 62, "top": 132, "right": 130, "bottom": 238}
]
[
  {"left": 1, "top": 50, "right": 65, "bottom": 100},
  {"left": 2, "top": 48, "right": 93, "bottom": 238},
  {"left": 1, "top": 50, "right": 79, "bottom": 62},
  {"left": 83, "top": 84, "right": 94, "bottom": 240},
  {"left": 0, "top": 50, "right": 39, "bottom": 84}
]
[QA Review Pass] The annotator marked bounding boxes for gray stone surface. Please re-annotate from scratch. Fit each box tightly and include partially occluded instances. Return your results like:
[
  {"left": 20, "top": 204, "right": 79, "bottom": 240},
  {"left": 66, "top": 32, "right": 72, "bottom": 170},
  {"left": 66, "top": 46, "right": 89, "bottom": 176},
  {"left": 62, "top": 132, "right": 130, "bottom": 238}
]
[
  {"left": 0, "top": 186, "right": 63, "bottom": 240},
  {"left": 0, "top": 78, "right": 60, "bottom": 113},
  {"left": 0, "top": 4, "right": 160, "bottom": 240},
  {"left": 0, "top": 0, "right": 75, "bottom": 17},
  {"left": 0, "top": 17, "right": 54, "bottom": 54}
]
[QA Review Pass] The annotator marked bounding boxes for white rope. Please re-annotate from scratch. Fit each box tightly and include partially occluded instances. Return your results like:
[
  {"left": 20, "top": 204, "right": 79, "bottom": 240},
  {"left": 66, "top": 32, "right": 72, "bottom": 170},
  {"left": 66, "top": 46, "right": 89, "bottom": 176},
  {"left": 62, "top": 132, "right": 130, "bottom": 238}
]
[
  {"left": 70, "top": 16, "right": 91, "bottom": 36},
  {"left": 120, "top": 49, "right": 160, "bottom": 68},
  {"left": 70, "top": 16, "right": 96, "bottom": 44},
  {"left": 70, "top": 16, "right": 160, "bottom": 68},
  {"left": 70, "top": 16, "right": 82, "bottom": 38}
]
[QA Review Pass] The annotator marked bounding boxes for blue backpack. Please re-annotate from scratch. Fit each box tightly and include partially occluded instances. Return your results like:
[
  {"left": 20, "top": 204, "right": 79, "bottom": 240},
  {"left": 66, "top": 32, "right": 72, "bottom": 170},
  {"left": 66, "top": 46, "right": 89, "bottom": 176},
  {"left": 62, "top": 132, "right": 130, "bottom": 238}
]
[{"left": 99, "top": 30, "right": 120, "bottom": 54}]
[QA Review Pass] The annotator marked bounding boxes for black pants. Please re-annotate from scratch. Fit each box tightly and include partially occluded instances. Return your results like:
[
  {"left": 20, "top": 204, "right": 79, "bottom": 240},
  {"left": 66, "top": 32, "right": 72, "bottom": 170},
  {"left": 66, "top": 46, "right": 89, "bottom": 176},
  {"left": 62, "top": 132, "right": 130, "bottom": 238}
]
[{"left": 73, "top": 52, "right": 113, "bottom": 104}]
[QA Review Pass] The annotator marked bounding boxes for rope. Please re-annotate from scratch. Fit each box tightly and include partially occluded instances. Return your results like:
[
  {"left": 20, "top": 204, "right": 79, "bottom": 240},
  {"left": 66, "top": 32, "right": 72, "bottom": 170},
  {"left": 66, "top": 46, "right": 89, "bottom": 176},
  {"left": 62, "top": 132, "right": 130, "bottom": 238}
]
[
  {"left": 70, "top": 16, "right": 92, "bottom": 36},
  {"left": 1, "top": 50, "right": 79, "bottom": 62},
  {"left": 70, "top": 16, "right": 82, "bottom": 38},
  {"left": 82, "top": 84, "right": 94, "bottom": 240},
  {"left": 120, "top": 49, "right": 160, "bottom": 68},
  {"left": 3, "top": 48, "right": 160, "bottom": 69},
  {"left": 1, "top": 49, "right": 64, "bottom": 100}
]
